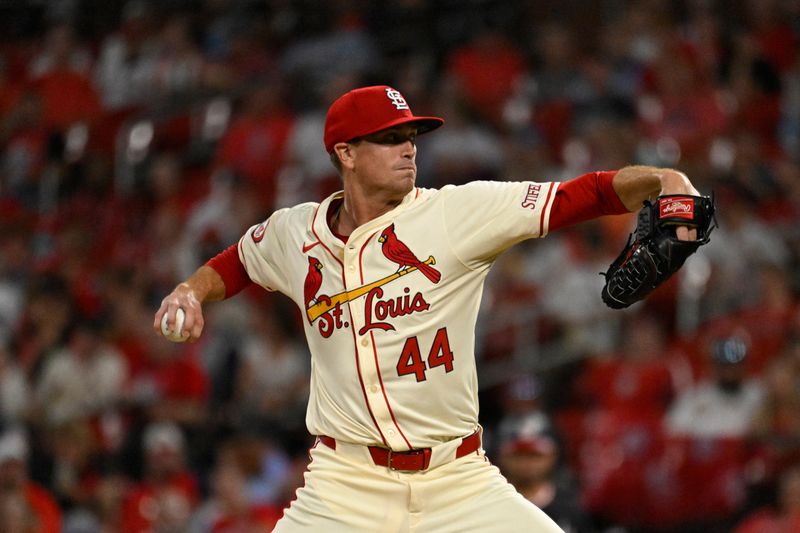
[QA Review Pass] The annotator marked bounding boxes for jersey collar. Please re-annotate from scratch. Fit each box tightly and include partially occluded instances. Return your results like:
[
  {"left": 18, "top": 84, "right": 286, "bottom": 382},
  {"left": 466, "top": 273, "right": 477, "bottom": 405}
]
[{"left": 312, "top": 188, "right": 421, "bottom": 249}]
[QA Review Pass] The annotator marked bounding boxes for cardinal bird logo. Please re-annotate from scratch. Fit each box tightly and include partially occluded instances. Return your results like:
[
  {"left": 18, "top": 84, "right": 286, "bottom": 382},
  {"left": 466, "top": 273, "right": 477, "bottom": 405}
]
[
  {"left": 304, "top": 257, "right": 325, "bottom": 309},
  {"left": 379, "top": 224, "right": 441, "bottom": 284}
]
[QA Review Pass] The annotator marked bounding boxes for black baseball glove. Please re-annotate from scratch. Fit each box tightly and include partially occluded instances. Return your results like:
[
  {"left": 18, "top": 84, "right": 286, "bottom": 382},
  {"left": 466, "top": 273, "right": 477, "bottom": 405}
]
[{"left": 601, "top": 194, "right": 717, "bottom": 309}]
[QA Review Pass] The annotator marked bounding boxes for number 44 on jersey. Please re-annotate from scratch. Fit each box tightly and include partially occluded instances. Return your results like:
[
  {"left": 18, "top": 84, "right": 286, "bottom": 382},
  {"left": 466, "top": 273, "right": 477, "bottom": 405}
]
[{"left": 396, "top": 327, "right": 454, "bottom": 382}]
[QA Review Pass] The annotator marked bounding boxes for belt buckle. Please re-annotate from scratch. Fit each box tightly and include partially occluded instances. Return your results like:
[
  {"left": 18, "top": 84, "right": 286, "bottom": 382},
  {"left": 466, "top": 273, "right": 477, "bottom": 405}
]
[
  {"left": 387, "top": 449, "right": 408, "bottom": 471},
  {"left": 387, "top": 448, "right": 431, "bottom": 471}
]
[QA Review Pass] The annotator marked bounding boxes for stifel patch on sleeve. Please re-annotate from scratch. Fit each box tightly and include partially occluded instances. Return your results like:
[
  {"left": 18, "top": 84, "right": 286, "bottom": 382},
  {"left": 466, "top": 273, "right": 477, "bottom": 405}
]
[{"left": 659, "top": 197, "right": 694, "bottom": 219}]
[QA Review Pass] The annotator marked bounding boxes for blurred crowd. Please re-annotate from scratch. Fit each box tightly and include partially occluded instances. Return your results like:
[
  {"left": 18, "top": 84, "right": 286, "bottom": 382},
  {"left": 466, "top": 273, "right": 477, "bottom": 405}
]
[{"left": 0, "top": 0, "right": 798, "bottom": 531}]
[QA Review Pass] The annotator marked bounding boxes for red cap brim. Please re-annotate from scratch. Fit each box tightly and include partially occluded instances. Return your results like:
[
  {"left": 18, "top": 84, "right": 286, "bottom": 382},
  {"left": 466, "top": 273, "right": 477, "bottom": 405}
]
[{"left": 330, "top": 116, "right": 444, "bottom": 152}]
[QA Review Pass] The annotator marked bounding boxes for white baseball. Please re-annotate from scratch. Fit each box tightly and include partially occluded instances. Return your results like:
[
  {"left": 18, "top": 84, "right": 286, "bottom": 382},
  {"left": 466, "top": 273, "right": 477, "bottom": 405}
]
[{"left": 161, "top": 308, "right": 190, "bottom": 342}]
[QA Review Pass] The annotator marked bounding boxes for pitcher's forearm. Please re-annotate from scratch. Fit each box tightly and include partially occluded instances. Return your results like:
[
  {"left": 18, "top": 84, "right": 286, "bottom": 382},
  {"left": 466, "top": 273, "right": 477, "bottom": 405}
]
[
  {"left": 612, "top": 166, "right": 699, "bottom": 212},
  {"left": 182, "top": 265, "right": 227, "bottom": 303}
]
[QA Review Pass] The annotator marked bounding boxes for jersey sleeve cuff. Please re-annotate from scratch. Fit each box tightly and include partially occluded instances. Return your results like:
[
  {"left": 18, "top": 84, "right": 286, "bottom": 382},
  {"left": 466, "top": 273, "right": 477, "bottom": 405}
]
[
  {"left": 206, "top": 243, "right": 252, "bottom": 298},
  {"left": 548, "top": 170, "right": 628, "bottom": 232},
  {"left": 597, "top": 170, "right": 628, "bottom": 213}
]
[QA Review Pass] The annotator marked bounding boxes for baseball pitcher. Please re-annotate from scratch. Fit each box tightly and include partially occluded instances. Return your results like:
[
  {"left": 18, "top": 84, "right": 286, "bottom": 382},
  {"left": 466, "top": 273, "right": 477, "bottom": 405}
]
[{"left": 154, "top": 86, "right": 713, "bottom": 532}]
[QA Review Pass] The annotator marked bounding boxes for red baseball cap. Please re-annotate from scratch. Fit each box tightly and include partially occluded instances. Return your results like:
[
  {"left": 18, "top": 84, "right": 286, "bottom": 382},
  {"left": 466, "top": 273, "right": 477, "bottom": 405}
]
[{"left": 324, "top": 85, "right": 444, "bottom": 153}]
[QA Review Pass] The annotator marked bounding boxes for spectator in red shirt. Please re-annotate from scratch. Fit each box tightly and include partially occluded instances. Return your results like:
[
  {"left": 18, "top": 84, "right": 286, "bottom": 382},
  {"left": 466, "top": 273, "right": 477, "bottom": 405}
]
[
  {"left": 638, "top": 37, "right": 728, "bottom": 162},
  {"left": 445, "top": 29, "right": 526, "bottom": 127},
  {"left": 212, "top": 81, "right": 295, "bottom": 211},
  {"left": 0, "top": 428, "right": 61, "bottom": 533},
  {"left": 126, "top": 340, "right": 209, "bottom": 427},
  {"left": 26, "top": 22, "right": 100, "bottom": 133},
  {"left": 120, "top": 422, "right": 199, "bottom": 532},
  {"left": 743, "top": 0, "right": 798, "bottom": 73},
  {"left": 0, "top": 59, "right": 24, "bottom": 120},
  {"left": 29, "top": 71, "right": 101, "bottom": 134},
  {"left": 574, "top": 313, "right": 685, "bottom": 421}
]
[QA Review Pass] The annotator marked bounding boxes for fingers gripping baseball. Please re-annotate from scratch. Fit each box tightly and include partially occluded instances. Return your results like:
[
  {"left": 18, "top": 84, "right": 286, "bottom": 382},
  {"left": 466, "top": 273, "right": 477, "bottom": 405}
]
[
  {"left": 160, "top": 308, "right": 191, "bottom": 342},
  {"left": 153, "top": 286, "right": 205, "bottom": 342}
]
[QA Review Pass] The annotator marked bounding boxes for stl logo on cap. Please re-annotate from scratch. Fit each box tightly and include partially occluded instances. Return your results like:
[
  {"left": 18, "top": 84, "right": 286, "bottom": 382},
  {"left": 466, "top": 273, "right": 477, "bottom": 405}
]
[
  {"left": 323, "top": 85, "right": 444, "bottom": 153},
  {"left": 385, "top": 88, "right": 409, "bottom": 110}
]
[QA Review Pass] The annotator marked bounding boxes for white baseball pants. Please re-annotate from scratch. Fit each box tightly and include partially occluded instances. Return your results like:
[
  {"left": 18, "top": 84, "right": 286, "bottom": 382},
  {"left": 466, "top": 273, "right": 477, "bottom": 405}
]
[{"left": 273, "top": 439, "right": 564, "bottom": 532}]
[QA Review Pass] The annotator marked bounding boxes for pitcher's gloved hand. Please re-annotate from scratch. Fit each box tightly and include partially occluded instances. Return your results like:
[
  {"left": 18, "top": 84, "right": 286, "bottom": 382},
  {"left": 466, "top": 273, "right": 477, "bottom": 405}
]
[{"left": 601, "top": 194, "right": 717, "bottom": 309}]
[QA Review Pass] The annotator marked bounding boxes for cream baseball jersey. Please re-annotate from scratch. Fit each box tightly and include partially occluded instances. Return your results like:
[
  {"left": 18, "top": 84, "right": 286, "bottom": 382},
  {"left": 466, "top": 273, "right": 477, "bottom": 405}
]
[{"left": 238, "top": 180, "right": 559, "bottom": 451}]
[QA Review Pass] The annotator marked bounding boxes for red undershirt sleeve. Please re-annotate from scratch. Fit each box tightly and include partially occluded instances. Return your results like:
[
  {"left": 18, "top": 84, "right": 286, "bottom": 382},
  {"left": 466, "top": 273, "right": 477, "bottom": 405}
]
[
  {"left": 548, "top": 171, "right": 629, "bottom": 232},
  {"left": 205, "top": 243, "right": 253, "bottom": 298}
]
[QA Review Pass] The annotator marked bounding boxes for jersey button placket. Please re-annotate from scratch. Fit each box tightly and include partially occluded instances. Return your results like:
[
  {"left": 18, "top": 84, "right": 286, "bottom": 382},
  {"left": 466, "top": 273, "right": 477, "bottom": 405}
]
[
  {"left": 343, "top": 241, "right": 362, "bottom": 332},
  {"left": 346, "top": 238, "right": 398, "bottom": 447},
  {"left": 343, "top": 243, "right": 358, "bottom": 291}
]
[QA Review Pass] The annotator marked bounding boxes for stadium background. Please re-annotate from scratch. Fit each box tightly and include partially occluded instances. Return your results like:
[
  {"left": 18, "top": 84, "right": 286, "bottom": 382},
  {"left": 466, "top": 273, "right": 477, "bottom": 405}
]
[{"left": 0, "top": 0, "right": 798, "bottom": 531}]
